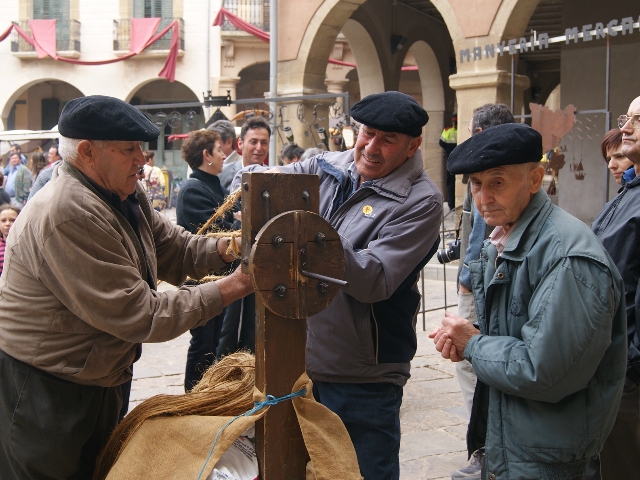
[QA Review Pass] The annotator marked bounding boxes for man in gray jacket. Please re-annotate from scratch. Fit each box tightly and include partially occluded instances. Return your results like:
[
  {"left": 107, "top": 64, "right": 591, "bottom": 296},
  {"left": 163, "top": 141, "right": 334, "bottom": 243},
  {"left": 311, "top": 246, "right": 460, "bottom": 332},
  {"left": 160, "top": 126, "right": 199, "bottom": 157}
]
[
  {"left": 432, "top": 124, "right": 626, "bottom": 479},
  {"left": 235, "top": 91, "right": 442, "bottom": 479}
]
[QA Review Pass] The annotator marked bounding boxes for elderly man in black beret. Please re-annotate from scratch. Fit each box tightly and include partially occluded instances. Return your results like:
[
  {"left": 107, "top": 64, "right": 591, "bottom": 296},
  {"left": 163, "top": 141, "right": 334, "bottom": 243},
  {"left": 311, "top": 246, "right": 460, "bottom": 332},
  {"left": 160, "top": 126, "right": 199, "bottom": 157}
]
[
  {"left": 430, "top": 123, "right": 627, "bottom": 479},
  {"left": 0, "top": 95, "right": 253, "bottom": 479},
  {"left": 231, "top": 90, "right": 443, "bottom": 479}
]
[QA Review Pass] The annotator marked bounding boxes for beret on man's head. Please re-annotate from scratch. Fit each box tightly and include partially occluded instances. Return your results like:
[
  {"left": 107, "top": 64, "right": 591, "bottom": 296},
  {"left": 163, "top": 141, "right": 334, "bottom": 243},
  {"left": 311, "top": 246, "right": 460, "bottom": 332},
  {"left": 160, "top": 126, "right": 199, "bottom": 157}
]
[
  {"left": 447, "top": 123, "right": 542, "bottom": 174},
  {"left": 351, "top": 91, "right": 429, "bottom": 138},
  {"left": 58, "top": 95, "right": 160, "bottom": 142}
]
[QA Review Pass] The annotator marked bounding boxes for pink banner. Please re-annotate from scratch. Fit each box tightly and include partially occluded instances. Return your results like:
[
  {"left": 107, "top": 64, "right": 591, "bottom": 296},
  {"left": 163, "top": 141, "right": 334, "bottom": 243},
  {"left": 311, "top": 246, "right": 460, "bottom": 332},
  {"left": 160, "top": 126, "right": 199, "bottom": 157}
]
[
  {"left": 213, "top": 8, "right": 269, "bottom": 43},
  {"left": 130, "top": 17, "right": 161, "bottom": 54},
  {"left": 157, "top": 20, "right": 180, "bottom": 82},
  {"left": 0, "top": 20, "right": 179, "bottom": 81},
  {"left": 29, "top": 19, "right": 58, "bottom": 59},
  {"left": 0, "top": 24, "right": 13, "bottom": 43}
]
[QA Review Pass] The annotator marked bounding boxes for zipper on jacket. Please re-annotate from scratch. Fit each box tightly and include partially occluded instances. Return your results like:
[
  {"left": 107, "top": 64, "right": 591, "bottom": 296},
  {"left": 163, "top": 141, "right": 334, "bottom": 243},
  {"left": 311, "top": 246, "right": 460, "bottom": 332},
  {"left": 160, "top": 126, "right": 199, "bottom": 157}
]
[
  {"left": 370, "top": 304, "right": 379, "bottom": 364},
  {"left": 594, "top": 185, "right": 628, "bottom": 236}
]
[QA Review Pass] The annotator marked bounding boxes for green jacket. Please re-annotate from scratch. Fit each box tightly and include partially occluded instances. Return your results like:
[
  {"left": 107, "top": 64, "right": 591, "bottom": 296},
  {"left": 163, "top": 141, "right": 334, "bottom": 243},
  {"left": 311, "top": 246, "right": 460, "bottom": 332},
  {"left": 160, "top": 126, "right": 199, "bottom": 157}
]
[
  {"left": 13, "top": 164, "right": 32, "bottom": 205},
  {"left": 466, "top": 190, "right": 627, "bottom": 479}
]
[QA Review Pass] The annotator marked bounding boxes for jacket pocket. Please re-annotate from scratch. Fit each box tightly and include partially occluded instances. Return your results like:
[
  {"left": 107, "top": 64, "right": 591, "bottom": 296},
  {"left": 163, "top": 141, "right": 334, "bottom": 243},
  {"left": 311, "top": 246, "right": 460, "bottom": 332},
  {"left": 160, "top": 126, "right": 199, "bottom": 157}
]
[
  {"left": 506, "top": 390, "right": 588, "bottom": 458},
  {"left": 50, "top": 313, "right": 101, "bottom": 334}
]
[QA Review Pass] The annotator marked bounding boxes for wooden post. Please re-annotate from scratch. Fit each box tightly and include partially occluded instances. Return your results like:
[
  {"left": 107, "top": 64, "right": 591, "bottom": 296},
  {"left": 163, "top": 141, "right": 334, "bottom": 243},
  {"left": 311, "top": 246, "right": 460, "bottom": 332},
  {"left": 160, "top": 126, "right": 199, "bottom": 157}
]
[{"left": 241, "top": 173, "right": 319, "bottom": 480}]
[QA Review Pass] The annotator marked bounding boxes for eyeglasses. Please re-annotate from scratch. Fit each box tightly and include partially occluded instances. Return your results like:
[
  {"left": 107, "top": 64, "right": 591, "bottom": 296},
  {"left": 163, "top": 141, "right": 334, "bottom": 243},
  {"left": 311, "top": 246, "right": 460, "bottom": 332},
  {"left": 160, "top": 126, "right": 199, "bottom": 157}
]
[{"left": 618, "top": 114, "right": 640, "bottom": 129}]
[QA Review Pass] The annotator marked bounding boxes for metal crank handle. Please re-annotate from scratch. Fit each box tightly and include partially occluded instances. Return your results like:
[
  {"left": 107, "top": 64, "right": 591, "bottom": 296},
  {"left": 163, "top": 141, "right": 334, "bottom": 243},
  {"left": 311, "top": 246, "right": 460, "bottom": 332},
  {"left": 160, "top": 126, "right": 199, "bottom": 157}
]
[{"left": 300, "top": 270, "right": 348, "bottom": 287}]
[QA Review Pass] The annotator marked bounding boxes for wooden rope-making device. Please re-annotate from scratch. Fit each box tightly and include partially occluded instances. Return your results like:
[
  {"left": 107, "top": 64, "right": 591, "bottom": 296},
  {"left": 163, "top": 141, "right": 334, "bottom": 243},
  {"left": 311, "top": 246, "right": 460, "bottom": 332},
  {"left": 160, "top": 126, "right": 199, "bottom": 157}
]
[{"left": 96, "top": 173, "right": 361, "bottom": 480}]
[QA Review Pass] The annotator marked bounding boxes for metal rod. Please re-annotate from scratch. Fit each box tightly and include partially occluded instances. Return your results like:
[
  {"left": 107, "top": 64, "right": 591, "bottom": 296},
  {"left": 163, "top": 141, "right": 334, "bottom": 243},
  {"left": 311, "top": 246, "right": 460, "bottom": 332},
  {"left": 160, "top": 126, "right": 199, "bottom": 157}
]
[
  {"left": 235, "top": 92, "right": 350, "bottom": 105},
  {"left": 423, "top": 304, "right": 459, "bottom": 314},
  {"left": 604, "top": 36, "right": 611, "bottom": 205},
  {"left": 513, "top": 108, "right": 610, "bottom": 120},
  {"left": 133, "top": 93, "right": 350, "bottom": 111},
  {"left": 204, "top": 0, "right": 211, "bottom": 121},
  {"left": 421, "top": 270, "right": 426, "bottom": 331},
  {"left": 510, "top": 54, "right": 515, "bottom": 114},
  {"left": 441, "top": 212, "right": 448, "bottom": 311},
  {"left": 269, "top": 0, "right": 277, "bottom": 166},
  {"left": 300, "top": 270, "right": 348, "bottom": 287}
]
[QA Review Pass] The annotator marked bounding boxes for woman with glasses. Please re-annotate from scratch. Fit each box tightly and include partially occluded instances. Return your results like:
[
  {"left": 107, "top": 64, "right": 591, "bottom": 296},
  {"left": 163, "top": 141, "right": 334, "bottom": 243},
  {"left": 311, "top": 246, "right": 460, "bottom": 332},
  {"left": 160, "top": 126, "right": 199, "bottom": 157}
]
[{"left": 588, "top": 100, "right": 640, "bottom": 479}]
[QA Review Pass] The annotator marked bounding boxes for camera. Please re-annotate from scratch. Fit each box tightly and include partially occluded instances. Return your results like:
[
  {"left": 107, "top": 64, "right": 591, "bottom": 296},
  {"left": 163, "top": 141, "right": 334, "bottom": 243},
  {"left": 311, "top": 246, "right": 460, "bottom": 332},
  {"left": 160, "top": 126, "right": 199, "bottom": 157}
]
[{"left": 436, "top": 238, "right": 461, "bottom": 264}]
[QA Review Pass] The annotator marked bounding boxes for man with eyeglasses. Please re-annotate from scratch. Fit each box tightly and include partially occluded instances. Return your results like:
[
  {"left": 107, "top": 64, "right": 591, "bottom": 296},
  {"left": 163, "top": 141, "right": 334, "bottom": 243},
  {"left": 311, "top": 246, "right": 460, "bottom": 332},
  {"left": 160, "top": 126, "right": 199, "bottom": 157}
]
[{"left": 588, "top": 97, "right": 640, "bottom": 479}]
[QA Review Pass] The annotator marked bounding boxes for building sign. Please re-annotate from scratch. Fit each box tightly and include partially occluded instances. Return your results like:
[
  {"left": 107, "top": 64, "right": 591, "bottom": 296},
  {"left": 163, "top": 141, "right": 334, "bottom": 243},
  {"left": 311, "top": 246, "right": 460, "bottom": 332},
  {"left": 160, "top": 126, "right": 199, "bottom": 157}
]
[{"left": 459, "top": 15, "right": 640, "bottom": 63}]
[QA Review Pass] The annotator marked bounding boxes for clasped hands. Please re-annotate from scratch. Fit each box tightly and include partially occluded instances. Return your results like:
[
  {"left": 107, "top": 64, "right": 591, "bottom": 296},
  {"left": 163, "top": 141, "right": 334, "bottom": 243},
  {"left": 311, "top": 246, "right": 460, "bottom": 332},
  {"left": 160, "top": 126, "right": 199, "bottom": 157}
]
[{"left": 429, "top": 311, "right": 480, "bottom": 362}]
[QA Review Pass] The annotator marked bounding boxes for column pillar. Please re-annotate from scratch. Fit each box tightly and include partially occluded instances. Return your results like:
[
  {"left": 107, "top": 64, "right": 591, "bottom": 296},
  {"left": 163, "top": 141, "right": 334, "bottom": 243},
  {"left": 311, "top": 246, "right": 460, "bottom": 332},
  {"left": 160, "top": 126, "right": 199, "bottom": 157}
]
[
  {"left": 449, "top": 69, "right": 530, "bottom": 207},
  {"left": 217, "top": 76, "right": 241, "bottom": 121},
  {"left": 324, "top": 79, "right": 349, "bottom": 152}
]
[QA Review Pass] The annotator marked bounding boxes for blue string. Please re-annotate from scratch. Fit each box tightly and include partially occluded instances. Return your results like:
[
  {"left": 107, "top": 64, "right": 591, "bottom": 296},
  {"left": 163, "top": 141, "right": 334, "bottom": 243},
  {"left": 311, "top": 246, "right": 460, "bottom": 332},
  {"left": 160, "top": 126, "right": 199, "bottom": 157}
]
[{"left": 196, "top": 388, "right": 307, "bottom": 480}]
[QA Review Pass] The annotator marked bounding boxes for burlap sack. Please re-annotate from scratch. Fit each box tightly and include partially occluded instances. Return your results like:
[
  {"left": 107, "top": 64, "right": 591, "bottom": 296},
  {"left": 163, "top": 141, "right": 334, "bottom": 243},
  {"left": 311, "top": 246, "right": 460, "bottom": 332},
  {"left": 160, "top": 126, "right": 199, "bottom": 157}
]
[{"left": 106, "top": 373, "right": 362, "bottom": 480}]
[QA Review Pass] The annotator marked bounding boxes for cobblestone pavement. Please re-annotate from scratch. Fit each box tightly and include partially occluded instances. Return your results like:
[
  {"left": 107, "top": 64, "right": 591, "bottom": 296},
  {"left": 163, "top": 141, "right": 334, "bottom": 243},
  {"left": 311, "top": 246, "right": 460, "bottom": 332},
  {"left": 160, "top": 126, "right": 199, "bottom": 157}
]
[{"left": 131, "top": 276, "right": 465, "bottom": 480}]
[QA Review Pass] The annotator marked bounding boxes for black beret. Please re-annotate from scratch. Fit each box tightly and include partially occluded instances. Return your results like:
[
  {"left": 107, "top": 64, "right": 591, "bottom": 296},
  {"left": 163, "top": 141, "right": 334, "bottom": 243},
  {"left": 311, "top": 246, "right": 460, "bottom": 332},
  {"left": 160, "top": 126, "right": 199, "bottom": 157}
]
[
  {"left": 447, "top": 123, "right": 542, "bottom": 174},
  {"left": 58, "top": 95, "right": 160, "bottom": 142},
  {"left": 351, "top": 91, "right": 429, "bottom": 137}
]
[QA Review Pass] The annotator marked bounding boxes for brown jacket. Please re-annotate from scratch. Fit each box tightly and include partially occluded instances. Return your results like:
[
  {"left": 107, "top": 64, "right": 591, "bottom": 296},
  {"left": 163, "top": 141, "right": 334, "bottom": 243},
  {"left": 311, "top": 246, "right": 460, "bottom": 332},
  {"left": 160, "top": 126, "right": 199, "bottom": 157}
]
[{"left": 0, "top": 162, "right": 227, "bottom": 387}]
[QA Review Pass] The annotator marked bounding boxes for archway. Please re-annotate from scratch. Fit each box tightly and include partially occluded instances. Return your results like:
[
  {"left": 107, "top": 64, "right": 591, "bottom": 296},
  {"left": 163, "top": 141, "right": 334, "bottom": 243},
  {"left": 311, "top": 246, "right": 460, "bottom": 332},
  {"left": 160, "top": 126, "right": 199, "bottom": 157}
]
[
  {"left": 1, "top": 80, "right": 84, "bottom": 159},
  {"left": 2, "top": 79, "right": 83, "bottom": 132},
  {"left": 402, "top": 40, "right": 447, "bottom": 190},
  {"left": 340, "top": 19, "right": 384, "bottom": 97},
  {"left": 128, "top": 79, "right": 203, "bottom": 180}
]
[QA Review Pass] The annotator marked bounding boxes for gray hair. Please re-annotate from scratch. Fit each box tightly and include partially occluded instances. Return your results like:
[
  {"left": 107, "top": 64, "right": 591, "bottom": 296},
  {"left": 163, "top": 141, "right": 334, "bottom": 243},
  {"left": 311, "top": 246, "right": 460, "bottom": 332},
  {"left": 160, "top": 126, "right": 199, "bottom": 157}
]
[
  {"left": 58, "top": 136, "right": 105, "bottom": 163},
  {"left": 208, "top": 120, "right": 236, "bottom": 144},
  {"left": 471, "top": 104, "right": 515, "bottom": 134},
  {"left": 300, "top": 148, "right": 324, "bottom": 162}
]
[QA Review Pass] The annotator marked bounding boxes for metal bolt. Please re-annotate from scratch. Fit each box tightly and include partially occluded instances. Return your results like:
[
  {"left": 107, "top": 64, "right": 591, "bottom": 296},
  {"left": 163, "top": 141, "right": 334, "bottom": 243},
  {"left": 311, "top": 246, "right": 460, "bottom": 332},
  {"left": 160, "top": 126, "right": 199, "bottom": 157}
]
[
  {"left": 274, "top": 284, "right": 287, "bottom": 297},
  {"left": 315, "top": 232, "right": 326, "bottom": 244},
  {"left": 300, "top": 249, "right": 307, "bottom": 256},
  {"left": 318, "top": 282, "right": 329, "bottom": 293},
  {"left": 243, "top": 182, "right": 249, "bottom": 191},
  {"left": 242, "top": 257, "right": 249, "bottom": 265},
  {"left": 302, "top": 262, "right": 308, "bottom": 269},
  {"left": 262, "top": 190, "right": 270, "bottom": 200},
  {"left": 301, "top": 190, "right": 310, "bottom": 201},
  {"left": 272, "top": 235, "right": 284, "bottom": 247}
]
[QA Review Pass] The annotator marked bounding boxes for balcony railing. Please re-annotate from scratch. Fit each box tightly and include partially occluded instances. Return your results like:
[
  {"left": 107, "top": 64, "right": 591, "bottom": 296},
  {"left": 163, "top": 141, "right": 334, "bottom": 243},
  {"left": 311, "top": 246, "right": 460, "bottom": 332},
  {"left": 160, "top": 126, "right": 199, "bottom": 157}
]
[
  {"left": 11, "top": 19, "right": 81, "bottom": 54},
  {"left": 221, "top": 0, "right": 270, "bottom": 32},
  {"left": 113, "top": 18, "right": 184, "bottom": 52}
]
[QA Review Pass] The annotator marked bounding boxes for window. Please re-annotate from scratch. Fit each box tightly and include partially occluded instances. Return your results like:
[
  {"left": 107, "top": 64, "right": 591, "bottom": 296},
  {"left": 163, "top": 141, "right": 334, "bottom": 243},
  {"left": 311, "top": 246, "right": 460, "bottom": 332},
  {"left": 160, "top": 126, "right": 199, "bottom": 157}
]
[
  {"left": 133, "top": 0, "right": 173, "bottom": 18},
  {"left": 33, "top": 0, "right": 70, "bottom": 21}
]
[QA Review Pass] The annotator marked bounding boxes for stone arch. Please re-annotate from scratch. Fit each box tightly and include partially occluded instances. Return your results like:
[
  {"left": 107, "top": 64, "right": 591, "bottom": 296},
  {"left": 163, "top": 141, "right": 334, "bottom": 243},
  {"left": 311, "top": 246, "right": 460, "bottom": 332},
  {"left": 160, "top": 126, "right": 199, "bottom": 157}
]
[
  {"left": 279, "top": 0, "right": 367, "bottom": 94},
  {"left": 2, "top": 79, "right": 84, "bottom": 131},
  {"left": 236, "top": 62, "right": 270, "bottom": 101},
  {"left": 126, "top": 79, "right": 203, "bottom": 178},
  {"left": 340, "top": 19, "right": 384, "bottom": 97},
  {"left": 495, "top": 0, "right": 542, "bottom": 40},
  {"left": 403, "top": 40, "right": 447, "bottom": 189}
]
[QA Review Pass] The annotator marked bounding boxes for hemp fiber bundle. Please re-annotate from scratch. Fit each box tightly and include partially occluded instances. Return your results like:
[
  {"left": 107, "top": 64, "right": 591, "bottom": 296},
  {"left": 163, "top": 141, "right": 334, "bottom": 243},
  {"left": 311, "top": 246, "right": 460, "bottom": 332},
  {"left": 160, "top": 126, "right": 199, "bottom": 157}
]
[
  {"left": 93, "top": 352, "right": 255, "bottom": 480},
  {"left": 197, "top": 188, "right": 242, "bottom": 283}
]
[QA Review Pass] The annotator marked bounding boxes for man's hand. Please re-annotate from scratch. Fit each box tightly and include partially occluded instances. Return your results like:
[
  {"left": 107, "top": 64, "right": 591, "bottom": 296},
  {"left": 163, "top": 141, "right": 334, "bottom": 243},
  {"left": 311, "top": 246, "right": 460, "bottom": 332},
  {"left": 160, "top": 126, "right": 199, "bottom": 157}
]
[
  {"left": 429, "top": 311, "right": 480, "bottom": 362},
  {"left": 216, "top": 264, "right": 254, "bottom": 306},
  {"left": 216, "top": 237, "right": 242, "bottom": 263}
]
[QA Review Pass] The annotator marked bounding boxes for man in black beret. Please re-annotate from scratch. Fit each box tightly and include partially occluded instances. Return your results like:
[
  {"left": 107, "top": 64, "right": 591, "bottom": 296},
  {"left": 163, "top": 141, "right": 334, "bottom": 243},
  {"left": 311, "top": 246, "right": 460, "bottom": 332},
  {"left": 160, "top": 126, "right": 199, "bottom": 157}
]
[
  {"left": 430, "top": 123, "right": 626, "bottom": 479},
  {"left": 0, "top": 95, "right": 253, "bottom": 479},
  {"left": 232, "top": 90, "right": 442, "bottom": 479}
]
